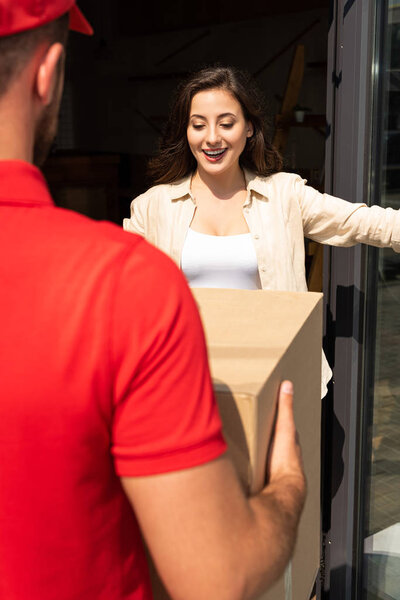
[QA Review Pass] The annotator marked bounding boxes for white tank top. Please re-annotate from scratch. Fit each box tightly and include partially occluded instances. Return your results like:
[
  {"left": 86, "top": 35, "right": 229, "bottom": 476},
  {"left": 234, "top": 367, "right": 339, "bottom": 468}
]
[{"left": 181, "top": 228, "right": 261, "bottom": 290}]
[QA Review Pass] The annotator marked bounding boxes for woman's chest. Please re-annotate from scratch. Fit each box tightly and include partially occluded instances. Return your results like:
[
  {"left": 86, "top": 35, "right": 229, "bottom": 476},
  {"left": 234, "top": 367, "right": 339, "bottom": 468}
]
[{"left": 191, "top": 190, "right": 249, "bottom": 236}]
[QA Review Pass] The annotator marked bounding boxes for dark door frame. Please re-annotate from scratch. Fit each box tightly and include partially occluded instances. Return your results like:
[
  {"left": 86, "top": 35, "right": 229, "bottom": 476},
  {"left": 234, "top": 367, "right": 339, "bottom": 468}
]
[{"left": 322, "top": 1, "right": 381, "bottom": 598}]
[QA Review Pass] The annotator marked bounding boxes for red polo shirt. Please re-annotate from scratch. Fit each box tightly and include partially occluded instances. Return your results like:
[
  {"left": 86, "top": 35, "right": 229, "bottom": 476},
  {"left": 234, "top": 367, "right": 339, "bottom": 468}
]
[{"left": 0, "top": 160, "right": 226, "bottom": 600}]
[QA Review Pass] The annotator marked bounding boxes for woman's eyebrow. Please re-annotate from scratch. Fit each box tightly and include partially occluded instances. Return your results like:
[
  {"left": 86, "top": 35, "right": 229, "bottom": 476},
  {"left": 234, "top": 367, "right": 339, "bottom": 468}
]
[
  {"left": 189, "top": 112, "right": 237, "bottom": 119},
  {"left": 217, "top": 112, "right": 237, "bottom": 119}
]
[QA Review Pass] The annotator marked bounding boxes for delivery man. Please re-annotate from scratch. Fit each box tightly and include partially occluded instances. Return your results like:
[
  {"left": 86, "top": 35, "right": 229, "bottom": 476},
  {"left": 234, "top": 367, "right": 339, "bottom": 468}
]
[{"left": 0, "top": 2, "right": 306, "bottom": 599}]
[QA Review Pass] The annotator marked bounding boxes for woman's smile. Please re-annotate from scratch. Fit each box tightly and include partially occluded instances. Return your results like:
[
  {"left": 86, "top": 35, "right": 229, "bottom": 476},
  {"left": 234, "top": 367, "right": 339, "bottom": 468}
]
[{"left": 202, "top": 148, "right": 227, "bottom": 162}]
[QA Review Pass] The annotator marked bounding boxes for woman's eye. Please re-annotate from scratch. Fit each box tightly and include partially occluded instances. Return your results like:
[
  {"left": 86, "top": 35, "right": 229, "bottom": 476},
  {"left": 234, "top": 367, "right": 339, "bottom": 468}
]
[
  {"left": 220, "top": 123, "right": 234, "bottom": 129},
  {"left": 192, "top": 124, "right": 204, "bottom": 129}
]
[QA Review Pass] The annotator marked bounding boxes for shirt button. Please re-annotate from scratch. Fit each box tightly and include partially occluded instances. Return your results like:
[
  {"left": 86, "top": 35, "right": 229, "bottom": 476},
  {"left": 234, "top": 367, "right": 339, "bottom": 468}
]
[
  {"left": 253, "top": 234, "right": 260, "bottom": 240},
  {"left": 244, "top": 208, "right": 250, "bottom": 213},
  {"left": 260, "top": 266, "right": 266, "bottom": 272}
]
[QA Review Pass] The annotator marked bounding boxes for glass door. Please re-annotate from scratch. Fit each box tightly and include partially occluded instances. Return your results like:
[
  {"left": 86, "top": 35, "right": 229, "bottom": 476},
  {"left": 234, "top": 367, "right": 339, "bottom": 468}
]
[{"left": 361, "top": 2, "right": 400, "bottom": 599}]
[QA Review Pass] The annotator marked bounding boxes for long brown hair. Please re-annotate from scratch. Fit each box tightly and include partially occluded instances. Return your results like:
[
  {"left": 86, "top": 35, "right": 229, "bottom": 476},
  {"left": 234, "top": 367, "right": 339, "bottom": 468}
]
[{"left": 148, "top": 66, "right": 282, "bottom": 184}]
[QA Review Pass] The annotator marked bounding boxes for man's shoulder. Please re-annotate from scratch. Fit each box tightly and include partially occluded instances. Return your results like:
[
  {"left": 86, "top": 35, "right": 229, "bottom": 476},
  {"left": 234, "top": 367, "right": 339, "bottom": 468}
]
[
  {"left": 50, "top": 205, "right": 145, "bottom": 252},
  {"left": 45, "top": 205, "right": 181, "bottom": 282}
]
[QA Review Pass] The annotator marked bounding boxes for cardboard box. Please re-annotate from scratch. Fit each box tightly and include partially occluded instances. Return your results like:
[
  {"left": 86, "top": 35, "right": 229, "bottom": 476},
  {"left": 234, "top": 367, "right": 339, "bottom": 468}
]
[{"left": 150, "top": 288, "right": 323, "bottom": 600}]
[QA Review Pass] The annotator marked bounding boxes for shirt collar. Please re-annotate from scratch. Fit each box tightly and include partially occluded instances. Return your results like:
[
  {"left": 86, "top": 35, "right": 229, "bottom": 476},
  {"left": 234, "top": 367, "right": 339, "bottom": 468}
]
[
  {"left": 243, "top": 168, "right": 270, "bottom": 198},
  {"left": 168, "top": 176, "right": 193, "bottom": 201},
  {"left": 0, "top": 160, "right": 54, "bottom": 207},
  {"left": 166, "top": 168, "right": 269, "bottom": 204}
]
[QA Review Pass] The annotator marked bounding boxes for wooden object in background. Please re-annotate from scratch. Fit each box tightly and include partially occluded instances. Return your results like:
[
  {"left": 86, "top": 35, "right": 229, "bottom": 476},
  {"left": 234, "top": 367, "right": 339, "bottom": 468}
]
[
  {"left": 273, "top": 44, "right": 305, "bottom": 155},
  {"left": 306, "top": 241, "right": 324, "bottom": 293}
]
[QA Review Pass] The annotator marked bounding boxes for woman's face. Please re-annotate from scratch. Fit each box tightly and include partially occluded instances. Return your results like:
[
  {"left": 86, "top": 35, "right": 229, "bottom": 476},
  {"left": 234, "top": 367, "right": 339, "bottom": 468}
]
[{"left": 187, "top": 88, "right": 253, "bottom": 177}]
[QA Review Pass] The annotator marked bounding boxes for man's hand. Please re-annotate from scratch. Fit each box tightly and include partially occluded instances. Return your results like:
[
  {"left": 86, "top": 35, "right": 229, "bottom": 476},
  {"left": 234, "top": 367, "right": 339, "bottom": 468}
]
[{"left": 121, "top": 380, "right": 307, "bottom": 600}]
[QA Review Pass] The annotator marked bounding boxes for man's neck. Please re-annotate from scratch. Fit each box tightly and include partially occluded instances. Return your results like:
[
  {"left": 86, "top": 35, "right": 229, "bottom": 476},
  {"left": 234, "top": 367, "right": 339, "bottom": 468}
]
[{"left": 0, "top": 97, "right": 34, "bottom": 163}]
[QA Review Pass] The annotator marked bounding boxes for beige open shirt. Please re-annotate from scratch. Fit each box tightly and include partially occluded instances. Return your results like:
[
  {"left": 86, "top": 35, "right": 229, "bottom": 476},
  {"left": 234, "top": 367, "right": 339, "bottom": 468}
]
[{"left": 123, "top": 169, "right": 400, "bottom": 396}]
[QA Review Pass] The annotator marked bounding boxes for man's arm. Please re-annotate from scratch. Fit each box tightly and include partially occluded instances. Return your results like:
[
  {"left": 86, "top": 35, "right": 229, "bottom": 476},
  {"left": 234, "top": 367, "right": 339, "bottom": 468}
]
[{"left": 121, "top": 381, "right": 306, "bottom": 600}]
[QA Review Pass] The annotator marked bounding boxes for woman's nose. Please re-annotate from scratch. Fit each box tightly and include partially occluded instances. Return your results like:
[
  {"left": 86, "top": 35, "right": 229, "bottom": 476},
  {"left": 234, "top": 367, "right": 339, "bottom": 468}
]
[{"left": 206, "top": 126, "right": 220, "bottom": 146}]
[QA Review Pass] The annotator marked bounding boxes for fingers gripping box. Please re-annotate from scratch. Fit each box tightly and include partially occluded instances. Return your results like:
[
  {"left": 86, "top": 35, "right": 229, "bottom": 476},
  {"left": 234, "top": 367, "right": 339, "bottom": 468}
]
[{"left": 151, "top": 288, "right": 323, "bottom": 600}]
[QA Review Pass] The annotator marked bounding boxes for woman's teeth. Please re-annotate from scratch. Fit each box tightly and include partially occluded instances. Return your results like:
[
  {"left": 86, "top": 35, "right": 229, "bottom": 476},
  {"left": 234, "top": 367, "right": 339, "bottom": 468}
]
[{"left": 203, "top": 149, "right": 227, "bottom": 159}]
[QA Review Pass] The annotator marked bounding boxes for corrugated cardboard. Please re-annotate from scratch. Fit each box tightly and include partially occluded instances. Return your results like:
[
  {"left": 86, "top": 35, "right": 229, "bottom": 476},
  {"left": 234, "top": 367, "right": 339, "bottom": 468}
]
[{"left": 149, "top": 288, "right": 323, "bottom": 600}]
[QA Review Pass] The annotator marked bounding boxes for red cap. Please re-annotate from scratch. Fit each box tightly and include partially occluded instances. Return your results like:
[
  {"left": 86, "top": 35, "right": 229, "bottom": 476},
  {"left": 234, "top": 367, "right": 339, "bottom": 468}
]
[{"left": 0, "top": 0, "right": 93, "bottom": 37}]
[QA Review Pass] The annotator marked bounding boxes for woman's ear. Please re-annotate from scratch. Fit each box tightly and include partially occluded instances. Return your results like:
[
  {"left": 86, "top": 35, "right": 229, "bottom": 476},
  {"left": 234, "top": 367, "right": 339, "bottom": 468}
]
[
  {"left": 35, "top": 43, "right": 65, "bottom": 107},
  {"left": 246, "top": 122, "right": 254, "bottom": 138}
]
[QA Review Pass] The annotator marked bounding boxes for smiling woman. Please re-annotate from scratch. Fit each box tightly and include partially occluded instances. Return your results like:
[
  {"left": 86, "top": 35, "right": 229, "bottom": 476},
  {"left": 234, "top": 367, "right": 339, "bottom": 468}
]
[
  {"left": 123, "top": 65, "right": 400, "bottom": 396},
  {"left": 187, "top": 88, "right": 254, "bottom": 238}
]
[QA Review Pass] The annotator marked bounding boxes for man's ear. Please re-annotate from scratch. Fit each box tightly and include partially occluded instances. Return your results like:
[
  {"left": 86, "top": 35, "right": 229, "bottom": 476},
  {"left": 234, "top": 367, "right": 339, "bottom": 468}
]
[{"left": 35, "top": 43, "right": 65, "bottom": 107}]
